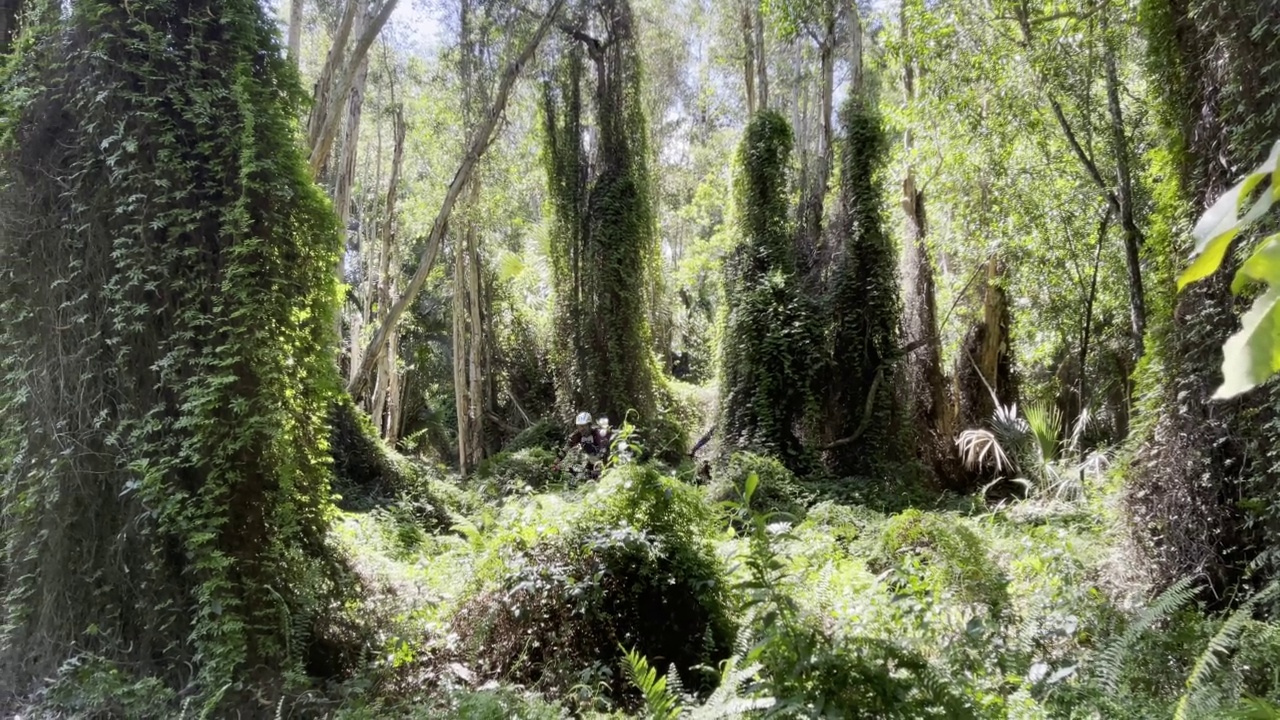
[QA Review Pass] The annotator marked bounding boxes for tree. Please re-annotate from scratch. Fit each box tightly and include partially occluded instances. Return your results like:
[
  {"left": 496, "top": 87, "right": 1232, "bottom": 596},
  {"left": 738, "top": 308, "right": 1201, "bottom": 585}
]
[
  {"left": 897, "top": 0, "right": 957, "bottom": 483},
  {"left": 0, "top": 0, "right": 349, "bottom": 700},
  {"left": 542, "top": 0, "right": 663, "bottom": 423},
  {"left": 346, "top": 0, "right": 563, "bottom": 398},
  {"left": 717, "top": 110, "right": 819, "bottom": 469},
  {"left": 1126, "top": 0, "right": 1280, "bottom": 598},
  {"left": 815, "top": 94, "right": 909, "bottom": 476}
]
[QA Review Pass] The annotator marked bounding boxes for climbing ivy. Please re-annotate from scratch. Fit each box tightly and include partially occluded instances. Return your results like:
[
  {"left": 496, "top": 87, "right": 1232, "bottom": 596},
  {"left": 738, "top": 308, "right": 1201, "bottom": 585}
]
[
  {"left": 717, "top": 110, "right": 820, "bottom": 470},
  {"left": 0, "top": 0, "right": 350, "bottom": 706}
]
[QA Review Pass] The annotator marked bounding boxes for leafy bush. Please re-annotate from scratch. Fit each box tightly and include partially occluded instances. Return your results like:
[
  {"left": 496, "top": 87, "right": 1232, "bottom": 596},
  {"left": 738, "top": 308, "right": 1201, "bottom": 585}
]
[
  {"left": 449, "top": 466, "right": 734, "bottom": 704},
  {"left": 505, "top": 419, "right": 566, "bottom": 453},
  {"left": 869, "top": 509, "right": 1009, "bottom": 612},
  {"left": 708, "top": 452, "right": 811, "bottom": 522},
  {"left": 473, "top": 447, "right": 562, "bottom": 495}
]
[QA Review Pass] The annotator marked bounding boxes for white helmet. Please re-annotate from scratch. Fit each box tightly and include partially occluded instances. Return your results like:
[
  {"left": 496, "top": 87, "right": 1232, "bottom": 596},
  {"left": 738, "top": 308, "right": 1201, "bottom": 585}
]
[{"left": 575, "top": 411, "right": 592, "bottom": 426}]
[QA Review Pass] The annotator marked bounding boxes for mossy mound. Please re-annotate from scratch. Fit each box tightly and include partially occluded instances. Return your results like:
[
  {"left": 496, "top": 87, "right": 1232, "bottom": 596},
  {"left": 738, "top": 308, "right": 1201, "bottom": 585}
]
[
  {"left": 868, "top": 509, "right": 1008, "bottom": 611},
  {"left": 449, "top": 467, "right": 734, "bottom": 703}
]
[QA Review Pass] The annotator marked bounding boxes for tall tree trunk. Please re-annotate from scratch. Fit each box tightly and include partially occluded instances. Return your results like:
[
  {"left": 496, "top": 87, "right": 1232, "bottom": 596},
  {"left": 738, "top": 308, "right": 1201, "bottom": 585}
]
[
  {"left": 898, "top": 0, "right": 955, "bottom": 483},
  {"left": 307, "top": 0, "right": 398, "bottom": 177},
  {"left": 754, "top": 3, "right": 768, "bottom": 110},
  {"left": 1102, "top": 10, "right": 1145, "bottom": 360},
  {"left": 334, "top": 8, "right": 371, "bottom": 379},
  {"left": 375, "top": 106, "right": 406, "bottom": 440},
  {"left": 741, "top": 1, "right": 755, "bottom": 114},
  {"left": 287, "top": 0, "right": 303, "bottom": 65},
  {"left": 1128, "top": 0, "right": 1280, "bottom": 600},
  {"left": 0, "top": 0, "right": 20, "bottom": 55},
  {"left": 347, "top": 0, "right": 563, "bottom": 397}
]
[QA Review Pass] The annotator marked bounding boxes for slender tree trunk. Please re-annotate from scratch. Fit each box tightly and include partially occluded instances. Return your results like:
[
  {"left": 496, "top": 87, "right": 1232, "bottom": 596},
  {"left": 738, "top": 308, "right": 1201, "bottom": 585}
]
[
  {"left": 307, "top": 0, "right": 398, "bottom": 177},
  {"left": 467, "top": 228, "right": 485, "bottom": 466},
  {"left": 846, "top": 0, "right": 861, "bottom": 93},
  {"left": 754, "top": 4, "right": 768, "bottom": 110},
  {"left": 1103, "top": 17, "right": 1145, "bottom": 360},
  {"left": 741, "top": 1, "right": 755, "bottom": 114},
  {"left": 334, "top": 8, "right": 371, "bottom": 379},
  {"left": 374, "top": 106, "right": 406, "bottom": 439},
  {"left": 287, "top": 0, "right": 303, "bottom": 65},
  {"left": 348, "top": 0, "right": 563, "bottom": 397}
]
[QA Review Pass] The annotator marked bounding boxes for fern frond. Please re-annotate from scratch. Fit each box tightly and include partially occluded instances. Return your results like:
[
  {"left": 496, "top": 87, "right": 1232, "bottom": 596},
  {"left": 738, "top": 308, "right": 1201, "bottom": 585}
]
[
  {"left": 1175, "top": 581, "right": 1280, "bottom": 720},
  {"left": 622, "top": 646, "right": 683, "bottom": 719},
  {"left": 1096, "top": 576, "right": 1200, "bottom": 695}
]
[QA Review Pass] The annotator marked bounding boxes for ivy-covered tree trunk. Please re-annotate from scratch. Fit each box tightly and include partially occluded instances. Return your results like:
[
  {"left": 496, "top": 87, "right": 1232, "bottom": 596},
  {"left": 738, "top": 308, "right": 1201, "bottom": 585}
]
[
  {"left": 0, "top": 0, "right": 350, "bottom": 700},
  {"left": 817, "top": 97, "right": 908, "bottom": 477},
  {"left": 1128, "top": 0, "right": 1280, "bottom": 598},
  {"left": 543, "top": 0, "right": 661, "bottom": 423},
  {"left": 718, "top": 111, "right": 819, "bottom": 470}
]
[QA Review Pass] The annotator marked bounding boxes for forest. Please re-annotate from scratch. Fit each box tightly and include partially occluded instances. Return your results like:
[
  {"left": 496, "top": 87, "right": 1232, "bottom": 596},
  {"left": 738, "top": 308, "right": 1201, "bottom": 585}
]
[{"left": 1, "top": 0, "right": 1279, "bottom": 716}]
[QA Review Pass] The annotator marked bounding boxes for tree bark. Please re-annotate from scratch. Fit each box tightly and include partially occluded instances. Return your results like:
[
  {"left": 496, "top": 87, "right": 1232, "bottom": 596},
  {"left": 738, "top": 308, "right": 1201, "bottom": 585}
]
[
  {"left": 753, "top": 3, "right": 768, "bottom": 110},
  {"left": 347, "top": 0, "right": 563, "bottom": 397},
  {"left": 287, "top": 0, "right": 303, "bottom": 65}
]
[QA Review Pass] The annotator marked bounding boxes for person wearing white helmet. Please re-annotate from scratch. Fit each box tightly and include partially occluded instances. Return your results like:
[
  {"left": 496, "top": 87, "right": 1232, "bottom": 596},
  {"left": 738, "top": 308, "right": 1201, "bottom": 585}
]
[{"left": 556, "top": 410, "right": 612, "bottom": 478}]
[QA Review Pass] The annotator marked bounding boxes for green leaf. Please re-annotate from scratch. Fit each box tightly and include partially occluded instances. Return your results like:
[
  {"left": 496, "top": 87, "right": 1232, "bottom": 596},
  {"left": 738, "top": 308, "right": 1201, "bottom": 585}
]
[
  {"left": 1232, "top": 234, "right": 1280, "bottom": 294},
  {"left": 1179, "top": 140, "right": 1280, "bottom": 290},
  {"left": 1215, "top": 286, "right": 1280, "bottom": 399},
  {"left": 743, "top": 471, "right": 760, "bottom": 506}
]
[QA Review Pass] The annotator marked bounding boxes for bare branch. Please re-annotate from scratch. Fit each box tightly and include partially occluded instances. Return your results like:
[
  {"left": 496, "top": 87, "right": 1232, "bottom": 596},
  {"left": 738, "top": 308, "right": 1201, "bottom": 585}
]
[{"left": 347, "top": 0, "right": 566, "bottom": 396}]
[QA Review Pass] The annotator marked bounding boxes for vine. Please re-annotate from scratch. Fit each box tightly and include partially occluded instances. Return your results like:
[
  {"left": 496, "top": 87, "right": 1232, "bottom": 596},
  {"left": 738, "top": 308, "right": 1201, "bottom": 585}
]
[{"left": 817, "top": 97, "right": 908, "bottom": 477}]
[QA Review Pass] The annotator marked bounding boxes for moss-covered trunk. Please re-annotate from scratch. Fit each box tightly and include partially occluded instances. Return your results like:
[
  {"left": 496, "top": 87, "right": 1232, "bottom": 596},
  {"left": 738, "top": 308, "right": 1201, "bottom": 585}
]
[{"left": 0, "top": 0, "right": 350, "bottom": 700}]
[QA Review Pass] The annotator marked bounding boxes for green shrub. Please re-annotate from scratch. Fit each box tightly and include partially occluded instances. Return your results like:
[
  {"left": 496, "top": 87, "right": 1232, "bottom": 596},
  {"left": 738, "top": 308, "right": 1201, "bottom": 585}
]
[
  {"left": 708, "top": 452, "right": 811, "bottom": 522},
  {"left": 473, "top": 447, "right": 561, "bottom": 495},
  {"left": 800, "top": 500, "right": 885, "bottom": 545},
  {"left": 506, "top": 419, "right": 566, "bottom": 453},
  {"left": 449, "top": 466, "right": 734, "bottom": 704},
  {"left": 869, "top": 509, "right": 1009, "bottom": 612}
]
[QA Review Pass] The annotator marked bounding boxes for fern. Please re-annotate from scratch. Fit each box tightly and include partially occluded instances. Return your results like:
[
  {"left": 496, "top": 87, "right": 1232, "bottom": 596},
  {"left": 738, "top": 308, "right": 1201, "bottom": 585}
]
[
  {"left": 1095, "top": 576, "right": 1201, "bottom": 695},
  {"left": 686, "top": 653, "right": 775, "bottom": 719},
  {"left": 1175, "top": 580, "right": 1280, "bottom": 720},
  {"left": 1232, "top": 696, "right": 1280, "bottom": 719},
  {"left": 622, "top": 646, "right": 684, "bottom": 720}
]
